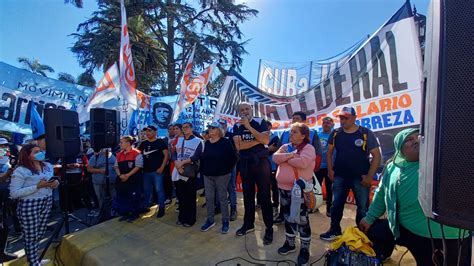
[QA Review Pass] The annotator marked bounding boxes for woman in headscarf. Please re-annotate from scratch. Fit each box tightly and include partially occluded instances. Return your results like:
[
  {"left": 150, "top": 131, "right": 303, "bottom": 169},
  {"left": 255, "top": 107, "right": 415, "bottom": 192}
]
[{"left": 359, "top": 128, "right": 471, "bottom": 265}]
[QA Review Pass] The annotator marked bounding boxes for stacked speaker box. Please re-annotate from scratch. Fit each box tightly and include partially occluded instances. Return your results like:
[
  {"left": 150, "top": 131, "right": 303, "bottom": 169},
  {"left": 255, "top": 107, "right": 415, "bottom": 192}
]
[
  {"left": 419, "top": 0, "right": 474, "bottom": 230},
  {"left": 90, "top": 108, "right": 120, "bottom": 150},
  {"left": 44, "top": 109, "right": 81, "bottom": 159}
]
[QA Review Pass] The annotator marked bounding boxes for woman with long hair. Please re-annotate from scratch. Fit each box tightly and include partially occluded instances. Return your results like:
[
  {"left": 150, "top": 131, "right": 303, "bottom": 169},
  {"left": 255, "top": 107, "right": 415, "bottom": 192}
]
[
  {"left": 9, "top": 144, "right": 59, "bottom": 266},
  {"left": 272, "top": 122, "right": 316, "bottom": 265}
]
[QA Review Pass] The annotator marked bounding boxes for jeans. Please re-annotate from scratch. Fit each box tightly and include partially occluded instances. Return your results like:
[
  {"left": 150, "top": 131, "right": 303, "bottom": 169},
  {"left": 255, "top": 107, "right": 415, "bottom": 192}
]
[
  {"left": 330, "top": 176, "right": 369, "bottom": 231},
  {"left": 227, "top": 166, "right": 237, "bottom": 210},
  {"left": 93, "top": 183, "right": 117, "bottom": 208},
  {"left": 143, "top": 172, "right": 165, "bottom": 208},
  {"left": 204, "top": 174, "right": 231, "bottom": 223}
]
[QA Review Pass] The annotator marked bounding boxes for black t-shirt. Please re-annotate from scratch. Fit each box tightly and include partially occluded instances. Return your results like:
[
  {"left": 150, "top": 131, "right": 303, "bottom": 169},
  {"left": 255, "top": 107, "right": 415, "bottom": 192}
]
[
  {"left": 138, "top": 138, "right": 168, "bottom": 172},
  {"left": 232, "top": 117, "right": 268, "bottom": 157},
  {"left": 200, "top": 138, "right": 237, "bottom": 176},
  {"left": 328, "top": 126, "right": 379, "bottom": 179}
]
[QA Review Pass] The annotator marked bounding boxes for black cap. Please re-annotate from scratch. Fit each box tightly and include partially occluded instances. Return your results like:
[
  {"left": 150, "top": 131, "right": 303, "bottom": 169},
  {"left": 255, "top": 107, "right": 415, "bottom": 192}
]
[{"left": 145, "top": 125, "right": 157, "bottom": 131}]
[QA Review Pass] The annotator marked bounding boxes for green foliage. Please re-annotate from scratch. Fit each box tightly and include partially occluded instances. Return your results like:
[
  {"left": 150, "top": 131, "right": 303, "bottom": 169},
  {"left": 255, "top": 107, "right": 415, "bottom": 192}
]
[
  {"left": 17, "top": 57, "right": 55, "bottom": 77},
  {"left": 71, "top": 0, "right": 257, "bottom": 95}
]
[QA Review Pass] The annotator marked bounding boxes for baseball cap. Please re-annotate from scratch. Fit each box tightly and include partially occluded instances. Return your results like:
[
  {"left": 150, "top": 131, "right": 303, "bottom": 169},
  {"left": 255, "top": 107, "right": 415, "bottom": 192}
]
[
  {"left": 0, "top": 138, "right": 9, "bottom": 145},
  {"left": 207, "top": 121, "right": 223, "bottom": 129},
  {"left": 217, "top": 118, "right": 228, "bottom": 126},
  {"left": 322, "top": 116, "right": 334, "bottom": 122},
  {"left": 145, "top": 125, "right": 157, "bottom": 131},
  {"left": 337, "top": 107, "right": 356, "bottom": 117}
]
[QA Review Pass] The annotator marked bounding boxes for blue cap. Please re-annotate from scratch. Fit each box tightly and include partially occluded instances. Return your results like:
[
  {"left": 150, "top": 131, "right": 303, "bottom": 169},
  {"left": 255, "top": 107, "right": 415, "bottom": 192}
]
[{"left": 337, "top": 106, "right": 356, "bottom": 117}]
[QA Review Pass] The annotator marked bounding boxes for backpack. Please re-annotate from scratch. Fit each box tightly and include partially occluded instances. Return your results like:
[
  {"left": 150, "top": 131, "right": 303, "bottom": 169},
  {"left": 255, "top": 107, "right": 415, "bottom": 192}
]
[{"left": 332, "top": 126, "right": 370, "bottom": 154}]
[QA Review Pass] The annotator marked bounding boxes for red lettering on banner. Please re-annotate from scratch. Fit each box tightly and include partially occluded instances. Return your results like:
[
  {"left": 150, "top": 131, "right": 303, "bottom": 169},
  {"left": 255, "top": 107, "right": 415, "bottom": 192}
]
[
  {"left": 379, "top": 98, "right": 392, "bottom": 112},
  {"left": 399, "top": 93, "right": 411, "bottom": 108},
  {"left": 366, "top": 102, "right": 380, "bottom": 115},
  {"left": 307, "top": 116, "right": 316, "bottom": 127}
]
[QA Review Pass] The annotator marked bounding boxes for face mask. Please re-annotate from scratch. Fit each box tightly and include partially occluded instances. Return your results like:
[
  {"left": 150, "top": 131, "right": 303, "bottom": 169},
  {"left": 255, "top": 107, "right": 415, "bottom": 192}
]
[{"left": 34, "top": 151, "right": 46, "bottom": 161}]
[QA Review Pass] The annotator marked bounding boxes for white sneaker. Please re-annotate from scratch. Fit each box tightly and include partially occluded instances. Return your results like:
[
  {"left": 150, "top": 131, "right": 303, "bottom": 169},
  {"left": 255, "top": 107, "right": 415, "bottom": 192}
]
[{"left": 41, "top": 259, "right": 51, "bottom": 265}]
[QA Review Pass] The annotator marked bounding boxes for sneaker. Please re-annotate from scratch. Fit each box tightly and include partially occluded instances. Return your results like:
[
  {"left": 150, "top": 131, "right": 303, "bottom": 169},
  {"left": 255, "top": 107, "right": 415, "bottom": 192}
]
[
  {"left": 183, "top": 223, "right": 193, "bottom": 227},
  {"left": 263, "top": 227, "right": 273, "bottom": 245},
  {"left": 229, "top": 209, "right": 237, "bottom": 221},
  {"left": 164, "top": 199, "right": 172, "bottom": 205},
  {"left": 176, "top": 220, "right": 183, "bottom": 226},
  {"left": 278, "top": 241, "right": 296, "bottom": 255},
  {"left": 156, "top": 208, "right": 165, "bottom": 218},
  {"left": 297, "top": 249, "right": 310, "bottom": 265},
  {"left": 320, "top": 228, "right": 341, "bottom": 241},
  {"left": 40, "top": 259, "right": 51, "bottom": 265},
  {"left": 235, "top": 225, "right": 255, "bottom": 236},
  {"left": 221, "top": 221, "right": 230, "bottom": 234},
  {"left": 200, "top": 220, "right": 216, "bottom": 232},
  {"left": 272, "top": 206, "right": 279, "bottom": 219},
  {"left": 0, "top": 252, "right": 18, "bottom": 262}
]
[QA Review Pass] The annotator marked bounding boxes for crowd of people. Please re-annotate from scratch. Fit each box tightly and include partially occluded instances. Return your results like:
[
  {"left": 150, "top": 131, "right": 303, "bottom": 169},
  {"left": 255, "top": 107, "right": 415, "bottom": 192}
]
[{"left": 0, "top": 103, "right": 471, "bottom": 265}]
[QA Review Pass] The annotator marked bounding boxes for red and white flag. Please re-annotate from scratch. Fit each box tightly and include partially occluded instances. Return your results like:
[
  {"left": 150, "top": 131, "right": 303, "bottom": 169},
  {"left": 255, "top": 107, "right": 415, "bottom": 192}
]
[
  {"left": 119, "top": 0, "right": 137, "bottom": 109},
  {"left": 85, "top": 63, "right": 120, "bottom": 111},
  {"left": 172, "top": 46, "right": 218, "bottom": 122},
  {"left": 136, "top": 90, "right": 151, "bottom": 110},
  {"left": 172, "top": 45, "right": 196, "bottom": 122}
]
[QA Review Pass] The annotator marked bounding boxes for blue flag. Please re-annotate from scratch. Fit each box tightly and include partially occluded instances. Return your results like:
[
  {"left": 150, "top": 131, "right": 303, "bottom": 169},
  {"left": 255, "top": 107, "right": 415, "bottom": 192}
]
[
  {"left": 70, "top": 102, "right": 77, "bottom": 112},
  {"left": 30, "top": 101, "right": 45, "bottom": 139},
  {"left": 128, "top": 109, "right": 138, "bottom": 136},
  {"left": 144, "top": 110, "right": 152, "bottom": 126}
]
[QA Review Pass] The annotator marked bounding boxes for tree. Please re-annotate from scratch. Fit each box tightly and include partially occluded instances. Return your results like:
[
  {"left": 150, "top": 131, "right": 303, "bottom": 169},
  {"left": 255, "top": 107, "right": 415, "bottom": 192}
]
[
  {"left": 77, "top": 71, "right": 96, "bottom": 87},
  {"left": 64, "top": 0, "right": 83, "bottom": 8},
  {"left": 71, "top": 0, "right": 167, "bottom": 95},
  {"left": 57, "top": 72, "right": 76, "bottom": 84},
  {"left": 17, "top": 57, "right": 55, "bottom": 77},
  {"left": 71, "top": 0, "right": 258, "bottom": 95}
]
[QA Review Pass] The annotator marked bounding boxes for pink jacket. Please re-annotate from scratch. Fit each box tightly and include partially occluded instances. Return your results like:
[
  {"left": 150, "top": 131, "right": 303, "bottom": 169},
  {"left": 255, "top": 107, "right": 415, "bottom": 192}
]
[{"left": 272, "top": 143, "right": 316, "bottom": 191}]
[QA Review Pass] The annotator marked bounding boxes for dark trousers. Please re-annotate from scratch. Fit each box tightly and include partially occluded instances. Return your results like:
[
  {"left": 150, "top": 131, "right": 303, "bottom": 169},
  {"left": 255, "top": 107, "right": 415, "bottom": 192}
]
[
  {"left": 367, "top": 219, "right": 472, "bottom": 266},
  {"left": 315, "top": 168, "right": 332, "bottom": 213},
  {"left": 176, "top": 178, "right": 196, "bottom": 225},
  {"left": 240, "top": 158, "right": 273, "bottom": 229},
  {"left": 164, "top": 164, "right": 173, "bottom": 200},
  {"left": 269, "top": 171, "right": 279, "bottom": 207}
]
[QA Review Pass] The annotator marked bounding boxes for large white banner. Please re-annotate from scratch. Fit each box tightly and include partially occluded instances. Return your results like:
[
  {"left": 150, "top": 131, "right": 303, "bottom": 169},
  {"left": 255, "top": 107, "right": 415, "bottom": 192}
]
[{"left": 215, "top": 2, "right": 423, "bottom": 133}]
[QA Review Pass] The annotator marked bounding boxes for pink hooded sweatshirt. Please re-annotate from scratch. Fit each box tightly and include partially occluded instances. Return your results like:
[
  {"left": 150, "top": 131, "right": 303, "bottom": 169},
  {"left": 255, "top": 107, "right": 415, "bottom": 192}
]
[{"left": 272, "top": 143, "right": 316, "bottom": 191}]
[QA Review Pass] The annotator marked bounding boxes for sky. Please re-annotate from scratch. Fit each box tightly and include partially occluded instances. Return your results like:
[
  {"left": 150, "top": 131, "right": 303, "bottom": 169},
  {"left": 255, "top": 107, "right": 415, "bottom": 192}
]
[{"left": 0, "top": 0, "right": 430, "bottom": 89}]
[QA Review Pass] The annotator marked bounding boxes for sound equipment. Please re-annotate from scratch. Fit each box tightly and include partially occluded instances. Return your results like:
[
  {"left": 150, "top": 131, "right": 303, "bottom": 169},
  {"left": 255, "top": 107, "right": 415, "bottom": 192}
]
[
  {"left": 419, "top": 0, "right": 474, "bottom": 230},
  {"left": 44, "top": 108, "right": 81, "bottom": 159},
  {"left": 90, "top": 108, "right": 120, "bottom": 150}
]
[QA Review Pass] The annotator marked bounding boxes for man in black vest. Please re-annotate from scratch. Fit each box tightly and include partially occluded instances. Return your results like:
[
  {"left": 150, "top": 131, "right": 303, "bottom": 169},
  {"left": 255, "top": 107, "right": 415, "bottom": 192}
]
[
  {"left": 233, "top": 102, "right": 273, "bottom": 245},
  {"left": 320, "top": 107, "right": 381, "bottom": 241}
]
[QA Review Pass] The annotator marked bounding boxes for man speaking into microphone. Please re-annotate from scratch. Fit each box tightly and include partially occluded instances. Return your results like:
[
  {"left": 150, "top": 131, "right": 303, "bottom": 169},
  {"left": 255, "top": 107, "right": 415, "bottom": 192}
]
[{"left": 233, "top": 102, "right": 273, "bottom": 245}]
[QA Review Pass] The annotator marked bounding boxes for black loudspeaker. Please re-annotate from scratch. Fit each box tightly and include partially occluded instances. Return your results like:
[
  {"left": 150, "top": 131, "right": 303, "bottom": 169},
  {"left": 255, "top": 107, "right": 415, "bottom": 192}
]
[
  {"left": 419, "top": 0, "right": 474, "bottom": 230},
  {"left": 90, "top": 108, "right": 120, "bottom": 150},
  {"left": 44, "top": 109, "right": 81, "bottom": 159}
]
